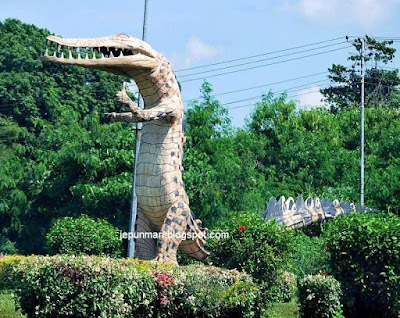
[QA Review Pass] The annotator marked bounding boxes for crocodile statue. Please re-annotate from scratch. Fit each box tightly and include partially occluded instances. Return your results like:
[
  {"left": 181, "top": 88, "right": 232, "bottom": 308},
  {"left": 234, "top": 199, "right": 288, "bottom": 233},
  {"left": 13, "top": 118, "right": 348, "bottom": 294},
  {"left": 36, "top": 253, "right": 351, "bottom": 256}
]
[
  {"left": 41, "top": 33, "right": 209, "bottom": 264},
  {"left": 263, "top": 195, "right": 378, "bottom": 228}
]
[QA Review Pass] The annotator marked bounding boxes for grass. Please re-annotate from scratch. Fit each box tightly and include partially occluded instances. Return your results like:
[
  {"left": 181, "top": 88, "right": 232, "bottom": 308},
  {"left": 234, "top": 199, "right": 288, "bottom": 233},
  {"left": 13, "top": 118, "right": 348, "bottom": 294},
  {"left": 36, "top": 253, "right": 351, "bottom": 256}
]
[
  {"left": 0, "top": 293, "right": 23, "bottom": 318},
  {"left": 264, "top": 301, "right": 298, "bottom": 318}
]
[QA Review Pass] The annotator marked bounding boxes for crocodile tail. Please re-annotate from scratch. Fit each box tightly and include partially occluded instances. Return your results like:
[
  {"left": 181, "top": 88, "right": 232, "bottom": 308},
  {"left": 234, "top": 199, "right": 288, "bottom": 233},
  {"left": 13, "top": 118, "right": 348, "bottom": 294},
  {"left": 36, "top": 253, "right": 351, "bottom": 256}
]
[
  {"left": 262, "top": 195, "right": 378, "bottom": 229},
  {"left": 179, "top": 210, "right": 210, "bottom": 261}
]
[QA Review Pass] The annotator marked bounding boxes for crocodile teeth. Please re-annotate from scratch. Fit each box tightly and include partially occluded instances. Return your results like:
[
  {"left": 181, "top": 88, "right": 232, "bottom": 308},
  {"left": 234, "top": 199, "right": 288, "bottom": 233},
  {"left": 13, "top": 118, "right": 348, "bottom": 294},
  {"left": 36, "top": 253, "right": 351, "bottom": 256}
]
[
  {"left": 53, "top": 52, "right": 56, "bottom": 57},
  {"left": 44, "top": 49, "right": 48, "bottom": 56},
  {"left": 119, "top": 50, "right": 123, "bottom": 57},
  {"left": 110, "top": 51, "right": 114, "bottom": 58}
]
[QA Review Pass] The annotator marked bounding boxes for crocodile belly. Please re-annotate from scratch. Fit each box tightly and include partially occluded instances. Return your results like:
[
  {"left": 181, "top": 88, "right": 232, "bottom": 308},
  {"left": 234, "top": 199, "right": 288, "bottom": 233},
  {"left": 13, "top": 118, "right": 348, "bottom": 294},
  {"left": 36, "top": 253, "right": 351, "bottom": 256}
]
[{"left": 136, "top": 149, "right": 184, "bottom": 225}]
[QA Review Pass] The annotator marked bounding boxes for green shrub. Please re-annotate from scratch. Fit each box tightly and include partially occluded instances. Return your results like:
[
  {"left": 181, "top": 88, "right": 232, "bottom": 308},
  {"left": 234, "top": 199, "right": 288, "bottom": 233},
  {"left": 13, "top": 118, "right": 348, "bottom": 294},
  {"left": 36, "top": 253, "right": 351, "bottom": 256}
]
[
  {"left": 287, "top": 232, "right": 330, "bottom": 278},
  {"left": 1, "top": 255, "right": 258, "bottom": 318},
  {"left": 301, "top": 219, "right": 329, "bottom": 237},
  {"left": 170, "top": 265, "right": 258, "bottom": 317},
  {"left": 0, "top": 254, "right": 28, "bottom": 291},
  {"left": 324, "top": 212, "right": 400, "bottom": 317},
  {"left": 208, "top": 211, "right": 294, "bottom": 309},
  {"left": 46, "top": 214, "right": 123, "bottom": 257},
  {"left": 0, "top": 235, "right": 19, "bottom": 254},
  {"left": 269, "top": 271, "right": 297, "bottom": 303},
  {"left": 298, "top": 274, "right": 343, "bottom": 318}
]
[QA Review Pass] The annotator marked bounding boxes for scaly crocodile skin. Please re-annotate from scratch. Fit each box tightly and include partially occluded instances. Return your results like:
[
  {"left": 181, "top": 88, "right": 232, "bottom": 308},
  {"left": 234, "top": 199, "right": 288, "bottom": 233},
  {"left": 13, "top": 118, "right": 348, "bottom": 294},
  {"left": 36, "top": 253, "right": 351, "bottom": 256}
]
[{"left": 41, "top": 33, "right": 209, "bottom": 264}]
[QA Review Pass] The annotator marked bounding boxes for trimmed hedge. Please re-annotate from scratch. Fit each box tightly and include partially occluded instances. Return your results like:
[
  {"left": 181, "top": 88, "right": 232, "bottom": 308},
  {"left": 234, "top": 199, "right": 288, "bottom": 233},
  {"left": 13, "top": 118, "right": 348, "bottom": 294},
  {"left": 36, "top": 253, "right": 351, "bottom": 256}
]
[
  {"left": 0, "top": 254, "right": 30, "bottom": 291},
  {"left": 298, "top": 274, "right": 343, "bottom": 318},
  {"left": 208, "top": 211, "right": 294, "bottom": 308},
  {"left": 324, "top": 212, "right": 400, "bottom": 317},
  {"left": 46, "top": 214, "right": 123, "bottom": 257},
  {"left": 0, "top": 255, "right": 258, "bottom": 317}
]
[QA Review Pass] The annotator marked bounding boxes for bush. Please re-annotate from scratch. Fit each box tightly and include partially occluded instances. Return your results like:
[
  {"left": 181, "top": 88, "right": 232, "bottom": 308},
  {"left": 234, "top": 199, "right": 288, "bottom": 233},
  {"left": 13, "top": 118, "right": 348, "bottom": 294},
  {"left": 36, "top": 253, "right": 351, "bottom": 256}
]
[
  {"left": 0, "top": 254, "right": 28, "bottom": 291},
  {"left": 0, "top": 235, "right": 19, "bottom": 254},
  {"left": 208, "top": 211, "right": 294, "bottom": 308},
  {"left": 298, "top": 274, "right": 343, "bottom": 318},
  {"left": 287, "top": 232, "right": 330, "bottom": 278},
  {"left": 324, "top": 212, "right": 400, "bottom": 317},
  {"left": 301, "top": 219, "right": 329, "bottom": 238},
  {"left": 1, "top": 255, "right": 258, "bottom": 318},
  {"left": 46, "top": 214, "right": 123, "bottom": 257},
  {"left": 269, "top": 271, "right": 297, "bottom": 303}
]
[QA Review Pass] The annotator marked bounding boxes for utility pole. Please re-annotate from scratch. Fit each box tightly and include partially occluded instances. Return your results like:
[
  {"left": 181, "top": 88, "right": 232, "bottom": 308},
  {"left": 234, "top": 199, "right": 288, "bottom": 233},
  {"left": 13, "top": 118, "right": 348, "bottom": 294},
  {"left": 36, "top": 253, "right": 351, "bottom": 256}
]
[
  {"left": 346, "top": 36, "right": 366, "bottom": 206},
  {"left": 360, "top": 38, "right": 365, "bottom": 206},
  {"left": 128, "top": 0, "right": 150, "bottom": 258}
]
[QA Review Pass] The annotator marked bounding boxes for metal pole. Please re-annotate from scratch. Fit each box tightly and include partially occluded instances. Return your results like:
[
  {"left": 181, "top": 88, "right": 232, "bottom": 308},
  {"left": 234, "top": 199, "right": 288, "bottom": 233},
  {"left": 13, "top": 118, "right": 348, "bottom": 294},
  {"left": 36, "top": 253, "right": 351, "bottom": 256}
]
[
  {"left": 128, "top": 0, "right": 149, "bottom": 258},
  {"left": 360, "top": 39, "right": 365, "bottom": 206}
]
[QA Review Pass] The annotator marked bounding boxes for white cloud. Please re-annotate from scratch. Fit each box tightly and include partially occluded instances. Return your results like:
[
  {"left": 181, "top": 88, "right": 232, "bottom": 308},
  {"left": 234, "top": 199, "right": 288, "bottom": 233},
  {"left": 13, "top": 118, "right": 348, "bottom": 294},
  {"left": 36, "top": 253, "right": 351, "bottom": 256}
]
[
  {"left": 281, "top": 0, "right": 400, "bottom": 27},
  {"left": 296, "top": 86, "right": 328, "bottom": 109},
  {"left": 184, "top": 36, "right": 224, "bottom": 66}
]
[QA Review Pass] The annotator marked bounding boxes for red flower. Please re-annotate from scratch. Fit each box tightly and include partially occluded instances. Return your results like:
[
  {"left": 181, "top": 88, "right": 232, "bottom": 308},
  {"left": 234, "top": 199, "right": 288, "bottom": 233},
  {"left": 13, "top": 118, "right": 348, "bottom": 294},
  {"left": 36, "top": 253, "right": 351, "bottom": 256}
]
[
  {"left": 151, "top": 272, "right": 173, "bottom": 287},
  {"left": 324, "top": 245, "right": 329, "bottom": 251},
  {"left": 323, "top": 272, "right": 328, "bottom": 276},
  {"left": 238, "top": 225, "right": 245, "bottom": 232}
]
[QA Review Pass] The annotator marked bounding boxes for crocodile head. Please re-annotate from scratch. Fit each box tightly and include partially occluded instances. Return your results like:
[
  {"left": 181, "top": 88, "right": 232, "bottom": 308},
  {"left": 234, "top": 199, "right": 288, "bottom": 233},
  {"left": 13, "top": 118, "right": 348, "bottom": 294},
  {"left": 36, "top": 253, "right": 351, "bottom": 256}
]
[
  {"left": 41, "top": 33, "right": 180, "bottom": 107},
  {"left": 41, "top": 33, "right": 160, "bottom": 76}
]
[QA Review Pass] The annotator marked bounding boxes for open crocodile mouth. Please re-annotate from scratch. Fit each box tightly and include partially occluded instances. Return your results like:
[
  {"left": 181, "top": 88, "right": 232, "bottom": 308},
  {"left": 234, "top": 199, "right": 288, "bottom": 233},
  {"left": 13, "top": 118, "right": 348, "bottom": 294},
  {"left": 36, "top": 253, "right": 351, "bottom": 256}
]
[
  {"left": 41, "top": 35, "right": 157, "bottom": 69},
  {"left": 42, "top": 41, "right": 137, "bottom": 60}
]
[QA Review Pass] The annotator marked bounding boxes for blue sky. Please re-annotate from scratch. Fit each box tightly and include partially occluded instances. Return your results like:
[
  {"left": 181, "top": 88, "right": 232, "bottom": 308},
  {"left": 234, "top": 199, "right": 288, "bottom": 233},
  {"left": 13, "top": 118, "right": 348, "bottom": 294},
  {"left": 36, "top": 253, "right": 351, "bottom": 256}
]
[{"left": 2, "top": 0, "right": 400, "bottom": 126}]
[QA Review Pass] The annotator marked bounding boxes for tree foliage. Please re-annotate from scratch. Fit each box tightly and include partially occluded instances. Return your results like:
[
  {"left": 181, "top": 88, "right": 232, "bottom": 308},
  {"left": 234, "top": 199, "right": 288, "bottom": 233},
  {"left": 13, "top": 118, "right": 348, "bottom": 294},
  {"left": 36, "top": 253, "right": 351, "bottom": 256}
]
[
  {"left": 0, "top": 19, "right": 133, "bottom": 253},
  {"left": 321, "top": 36, "right": 400, "bottom": 111},
  {"left": 246, "top": 93, "right": 400, "bottom": 212},
  {"left": 184, "top": 82, "right": 267, "bottom": 225}
]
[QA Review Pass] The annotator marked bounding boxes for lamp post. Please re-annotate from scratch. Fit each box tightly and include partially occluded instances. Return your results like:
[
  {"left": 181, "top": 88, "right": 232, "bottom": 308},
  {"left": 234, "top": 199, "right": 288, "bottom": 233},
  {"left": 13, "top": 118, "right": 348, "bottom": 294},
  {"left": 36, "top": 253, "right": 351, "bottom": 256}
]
[{"left": 127, "top": 0, "right": 150, "bottom": 258}]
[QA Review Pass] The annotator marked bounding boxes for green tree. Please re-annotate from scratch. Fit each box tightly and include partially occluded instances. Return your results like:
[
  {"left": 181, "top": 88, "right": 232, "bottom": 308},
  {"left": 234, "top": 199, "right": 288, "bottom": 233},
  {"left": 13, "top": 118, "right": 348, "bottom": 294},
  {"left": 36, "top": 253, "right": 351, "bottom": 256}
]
[
  {"left": 321, "top": 36, "right": 400, "bottom": 111},
  {"left": 184, "top": 82, "right": 267, "bottom": 225},
  {"left": 246, "top": 92, "right": 400, "bottom": 213},
  {"left": 0, "top": 19, "right": 134, "bottom": 253}
]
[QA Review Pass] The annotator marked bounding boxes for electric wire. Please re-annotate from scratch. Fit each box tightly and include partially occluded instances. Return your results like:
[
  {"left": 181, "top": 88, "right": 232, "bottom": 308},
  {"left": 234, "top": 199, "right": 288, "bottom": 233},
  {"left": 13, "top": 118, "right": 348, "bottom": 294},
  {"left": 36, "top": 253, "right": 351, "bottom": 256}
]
[
  {"left": 179, "top": 45, "right": 353, "bottom": 83},
  {"left": 175, "top": 37, "right": 345, "bottom": 72},
  {"left": 178, "top": 41, "right": 347, "bottom": 78}
]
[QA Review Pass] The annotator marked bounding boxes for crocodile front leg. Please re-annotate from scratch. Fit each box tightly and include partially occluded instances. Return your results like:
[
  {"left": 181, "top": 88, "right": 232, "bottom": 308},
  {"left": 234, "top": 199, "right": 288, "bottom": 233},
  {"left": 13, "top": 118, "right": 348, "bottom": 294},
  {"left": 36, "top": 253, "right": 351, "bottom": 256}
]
[{"left": 116, "top": 83, "right": 177, "bottom": 122}]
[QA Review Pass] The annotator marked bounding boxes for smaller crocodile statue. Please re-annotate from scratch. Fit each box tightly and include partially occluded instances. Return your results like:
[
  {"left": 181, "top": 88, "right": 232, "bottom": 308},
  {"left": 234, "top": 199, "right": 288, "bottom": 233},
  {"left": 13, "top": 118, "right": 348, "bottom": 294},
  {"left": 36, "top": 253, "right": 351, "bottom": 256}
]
[{"left": 263, "top": 196, "right": 378, "bottom": 228}]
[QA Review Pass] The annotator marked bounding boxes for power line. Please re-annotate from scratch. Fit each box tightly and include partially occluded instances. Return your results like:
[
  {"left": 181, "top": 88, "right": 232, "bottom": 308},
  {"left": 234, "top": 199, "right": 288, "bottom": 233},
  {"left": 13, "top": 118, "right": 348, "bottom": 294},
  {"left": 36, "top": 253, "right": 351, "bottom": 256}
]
[
  {"left": 227, "top": 87, "right": 330, "bottom": 111},
  {"left": 347, "top": 35, "right": 400, "bottom": 40},
  {"left": 178, "top": 41, "right": 347, "bottom": 78},
  {"left": 220, "top": 79, "right": 331, "bottom": 107},
  {"left": 221, "top": 79, "right": 397, "bottom": 111},
  {"left": 175, "top": 37, "right": 345, "bottom": 73},
  {"left": 183, "top": 71, "right": 329, "bottom": 103},
  {"left": 180, "top": 45, "right": 353, "bottom": 83}
]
